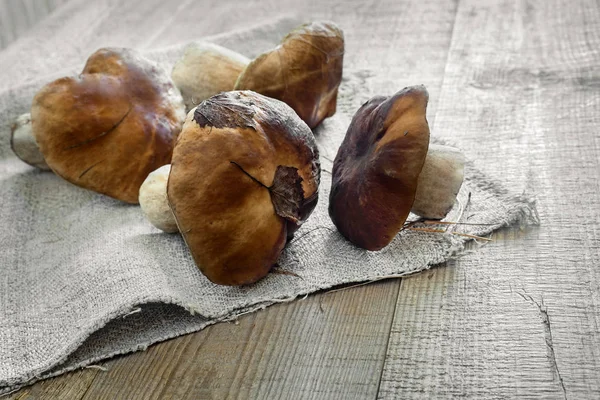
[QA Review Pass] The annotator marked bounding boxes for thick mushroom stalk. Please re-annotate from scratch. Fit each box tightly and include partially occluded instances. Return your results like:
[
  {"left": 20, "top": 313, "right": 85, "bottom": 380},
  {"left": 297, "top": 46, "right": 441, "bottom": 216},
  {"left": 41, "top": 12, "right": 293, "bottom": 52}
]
[
  {"left": 171, "top": 43, "right": 250, "bottom": 111},
  {"left": 10, "top": 113, "right": 50, "bottom": 171},
  {"left": 139, "top": 164, "right": 178, "bottom": 233},
  {"left": 412, "top": 144, "right": 465, "bottom": 219}
]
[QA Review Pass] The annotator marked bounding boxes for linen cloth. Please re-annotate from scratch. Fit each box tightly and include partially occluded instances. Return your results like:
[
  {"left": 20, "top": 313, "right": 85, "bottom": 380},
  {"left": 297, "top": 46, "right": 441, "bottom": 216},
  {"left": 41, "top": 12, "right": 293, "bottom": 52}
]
[{"left": 0, "top": 17, "right": 538, "bottom": 394}]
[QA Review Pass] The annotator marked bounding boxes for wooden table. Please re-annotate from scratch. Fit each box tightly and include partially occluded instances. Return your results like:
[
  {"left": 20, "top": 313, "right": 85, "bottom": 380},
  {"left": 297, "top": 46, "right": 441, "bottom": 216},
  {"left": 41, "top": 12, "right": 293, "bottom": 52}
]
[{"left": 4, "top": 0, "right": 600, "bottom": 398}]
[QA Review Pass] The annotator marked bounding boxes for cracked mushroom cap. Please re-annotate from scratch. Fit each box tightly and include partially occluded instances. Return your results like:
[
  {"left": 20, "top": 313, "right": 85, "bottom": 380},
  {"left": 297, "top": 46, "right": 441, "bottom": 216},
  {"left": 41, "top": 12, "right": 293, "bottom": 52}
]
[
  {"left": 234, "top": 21, "right": 344, "bottom": 129},
  {"left": 329, "top": 85, "right": 430, "bottom": 251},
  {"left": 168, "top": 90, "right": 320, "bottom": 286},
  {"left": 31, "top": 48, "right": 186, "bottom": 203}
]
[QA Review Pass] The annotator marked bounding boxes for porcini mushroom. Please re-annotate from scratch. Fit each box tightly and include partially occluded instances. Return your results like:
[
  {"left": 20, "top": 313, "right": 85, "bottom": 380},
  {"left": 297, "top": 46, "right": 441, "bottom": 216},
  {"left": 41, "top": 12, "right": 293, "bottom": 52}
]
[
  {"left": 139, "top": 164, "right": 178, "bottom": 233},
  {"left": 234, "top": 21, "right": 344, "bottom": 129},
  {"left": 329, "top": 85, "right": 465, "bottom": 251},
  {"left": 168, "top": 90, "right": 320, "bottom": 286},
  {"left": 31, "top": 47, "right": 186, "bottom": 204},
  {"left": 10, "top": 113, "right": 50, "bottom": 171},
  {"left": 171, "top": 43, "right": 250, "bottom": 111}
]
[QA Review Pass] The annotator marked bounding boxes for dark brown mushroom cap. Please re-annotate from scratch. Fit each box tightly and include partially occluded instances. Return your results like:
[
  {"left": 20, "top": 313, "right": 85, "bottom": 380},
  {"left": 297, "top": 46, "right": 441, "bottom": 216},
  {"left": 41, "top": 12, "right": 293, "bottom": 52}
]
[
  {"left": 329, "top": 85, "right": 430, "bottom": 251},
  {"left": 31, "top": 48, "right": 186, "bottom": 203},
  {"left": 167, "top": 90, "right": 320, "bottom": 286},
  {"left": 234, "top": 21, "right": 344, "bottom": 129}
]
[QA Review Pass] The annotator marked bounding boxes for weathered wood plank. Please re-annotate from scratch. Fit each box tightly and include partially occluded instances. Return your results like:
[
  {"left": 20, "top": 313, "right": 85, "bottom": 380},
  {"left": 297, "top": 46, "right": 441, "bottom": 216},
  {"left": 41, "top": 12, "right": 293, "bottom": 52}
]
[
  {"left": 73, "top": 282, "right": 397, "bottom": 400},
  {"left": 4, "top": 368, "right": 100, "bottom": 400},
  {"left": 379, "top": 0, "right": 600, "bottom": 398}
]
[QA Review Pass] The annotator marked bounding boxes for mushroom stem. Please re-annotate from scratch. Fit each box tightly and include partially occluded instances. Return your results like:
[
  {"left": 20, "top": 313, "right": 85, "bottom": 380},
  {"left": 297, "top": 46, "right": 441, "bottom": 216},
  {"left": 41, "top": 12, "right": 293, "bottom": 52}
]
[
  {"left": 171, "top": 43, "right": 250, "bottom": 111},
  {"left": 139, "top": 164, "right": 178, "bottom": 233},
  {"left": 411, "top": 144, "right": 465, "bottom": 219},
  {"left": 10, "top": 113, "right": 51, "bottom": 171}
]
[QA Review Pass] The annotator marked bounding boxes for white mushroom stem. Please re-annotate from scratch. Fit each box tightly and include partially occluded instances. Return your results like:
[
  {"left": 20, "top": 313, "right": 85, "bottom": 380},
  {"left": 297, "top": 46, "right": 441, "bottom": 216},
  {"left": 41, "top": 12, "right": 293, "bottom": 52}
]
[
  {"left": 139, "top": 165, "right": 178, "bottom": 233},
  {"left": 171, "top": 43, "right": 250, "bottom": 111},
  {"left": 10, "top": 113, "right": 51, "bottom": 171},
  {"left": 412, "top": 144, "right": 466, "bottom": 219}
]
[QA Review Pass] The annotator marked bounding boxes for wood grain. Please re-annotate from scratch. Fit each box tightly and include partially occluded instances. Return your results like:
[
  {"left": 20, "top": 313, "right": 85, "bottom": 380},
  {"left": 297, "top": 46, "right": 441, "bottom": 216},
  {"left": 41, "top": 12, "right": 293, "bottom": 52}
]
[
  {"left": 5, "top": 368, "right": 99, "bottom": 400},
  {"left": 379, "top": 0, "right": 600, "bottom": 398},
  {"left": 72, "top": 282, "right": 397, "bottom": 400}
]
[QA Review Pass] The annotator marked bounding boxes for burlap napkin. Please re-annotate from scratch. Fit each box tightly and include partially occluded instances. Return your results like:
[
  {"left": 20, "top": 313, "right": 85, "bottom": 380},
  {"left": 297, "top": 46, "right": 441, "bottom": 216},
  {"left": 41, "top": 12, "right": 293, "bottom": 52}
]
[{"left": 0, "top": 18, "right": 538, "bottom": 394}]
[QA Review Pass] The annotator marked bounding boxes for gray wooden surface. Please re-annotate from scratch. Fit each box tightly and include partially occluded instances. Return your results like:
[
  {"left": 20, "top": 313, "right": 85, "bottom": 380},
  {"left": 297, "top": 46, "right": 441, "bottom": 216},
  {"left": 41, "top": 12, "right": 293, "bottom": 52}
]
[{"left": 3, "top": 0, "right": 600, "bottom": 398}]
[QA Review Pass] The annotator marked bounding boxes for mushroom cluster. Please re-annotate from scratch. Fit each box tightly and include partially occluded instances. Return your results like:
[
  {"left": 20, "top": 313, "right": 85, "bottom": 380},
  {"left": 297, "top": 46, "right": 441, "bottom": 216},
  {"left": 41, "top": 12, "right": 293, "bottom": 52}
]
[{"left": 12, "top": 21, "right": 467, "bottom": 286}]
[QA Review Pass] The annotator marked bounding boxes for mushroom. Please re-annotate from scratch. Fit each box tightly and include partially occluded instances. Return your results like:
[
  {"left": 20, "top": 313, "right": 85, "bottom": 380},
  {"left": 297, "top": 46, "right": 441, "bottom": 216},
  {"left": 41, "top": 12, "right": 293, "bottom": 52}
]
[
  {"left": 31, "top": 47, "right": 186, "bottom": 204},
  {"left": 10, "top": 113, "right": 50, "bottom": 171},
  {"left": 328, "top": 85, "right": 465, "bottom": 251},
  {"left": 167, "top": 90, "right": 320, "bottom": 286},
  {"left": 234, "top": 21, "right": 344, "bottom": 129},
  {"left": 171, "top": 43, "right": 250, "bottom": 111},
  {"left": 139, "top": 164, "right": 178, "bottom": 233}
]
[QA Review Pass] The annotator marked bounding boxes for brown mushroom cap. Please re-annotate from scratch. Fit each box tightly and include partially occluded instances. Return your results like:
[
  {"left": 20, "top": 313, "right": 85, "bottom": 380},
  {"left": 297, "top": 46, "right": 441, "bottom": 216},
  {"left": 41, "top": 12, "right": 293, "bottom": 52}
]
[
  {"left": 329, "top": 85, "right": 430, "bottom": 251},
  {"left": 168, "top": 90, "right": 320, "bottom": 286},
  {"left": 234, "top": 21, "right": 344, "bottom": 129},
  {"left": 31, "top": 48, "right": 186, "bottom": 203}
]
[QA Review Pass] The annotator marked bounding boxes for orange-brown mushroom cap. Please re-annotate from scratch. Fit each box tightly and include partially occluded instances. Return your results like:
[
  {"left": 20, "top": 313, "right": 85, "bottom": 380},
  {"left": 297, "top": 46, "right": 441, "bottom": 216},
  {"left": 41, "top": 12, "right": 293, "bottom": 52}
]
[
  {"left": 31, "top": 48, "right": 186, "bottom": 203},
  {"left": 329, "top": 85, "right": 430, "bottom": 251},
  {"left": 234, "top": 21, "right": 344, "bottom": 129},
  {"left": 168, "top": 91, "right": 320, "bottom": 286}
]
